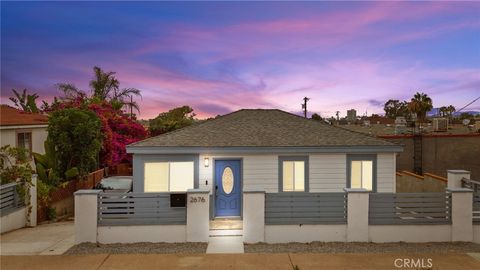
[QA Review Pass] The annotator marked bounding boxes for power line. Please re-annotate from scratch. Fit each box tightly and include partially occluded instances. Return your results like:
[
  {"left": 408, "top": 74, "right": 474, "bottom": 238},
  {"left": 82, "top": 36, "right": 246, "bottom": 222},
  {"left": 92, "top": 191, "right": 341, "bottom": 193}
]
[{"left": 457, "top": 96, "right": 480, "bottom": 113}]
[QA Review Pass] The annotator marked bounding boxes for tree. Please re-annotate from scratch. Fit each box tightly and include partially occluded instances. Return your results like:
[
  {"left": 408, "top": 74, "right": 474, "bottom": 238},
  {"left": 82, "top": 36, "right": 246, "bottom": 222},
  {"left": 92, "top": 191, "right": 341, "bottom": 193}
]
[
  {"left": 33, "top": 140, "right": 79, "bottom": 187},
  {"left": 88, "top": 102, "right": 148, "bottom": 166},
  {"left": 0, "top": 145, "right": 33, "bottom": 185},
  {"left": 459, "top": 112, "right": 474, "bottom": 121},
  {"left": 311, "top": 113, "right": 322, "bottom": 121},
  {"left": 9, "top": 89, "right": 40, "bottom": 113},
  {"left": 439, "top": 105, "right": 456, "bottom": 118},
  {"left": 56, "top": 66, "right": 141, "bottom": 113},
  {"left": 408, "top": 92, "right": 433, "bottom": 123},
  {"left": 47, "top": 108, "right": 102, "bottom": 177},
  {"left": 446, "top": 105, "right": 456, "bottom": 118},
  {"left": 439, "top": 106, "right": 448, "bottom": 117},
  {"left": 149, "top": 106, "right": 196, "bottom": 136},
  {"left": 384, "top": 99, "right": 409, "bottom": 119}
]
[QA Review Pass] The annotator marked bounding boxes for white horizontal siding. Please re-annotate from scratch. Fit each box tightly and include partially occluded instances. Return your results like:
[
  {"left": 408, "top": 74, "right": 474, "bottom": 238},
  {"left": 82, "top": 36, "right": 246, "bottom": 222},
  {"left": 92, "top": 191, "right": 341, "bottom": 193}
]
[
  {"left": 377, "top": 153, "right": 396, "bottom": 192},
  {"left": 243, "top": 155, "right": 278, "bottom": 192},
  {"left": 196, "top": 152, "right": 395, "bottom": 193},
  {"left": 309, "top": 154, "right": 347, "bottom": 192},
  {"left": 199, "top": 154, "right": 278, "bottom": 193}
]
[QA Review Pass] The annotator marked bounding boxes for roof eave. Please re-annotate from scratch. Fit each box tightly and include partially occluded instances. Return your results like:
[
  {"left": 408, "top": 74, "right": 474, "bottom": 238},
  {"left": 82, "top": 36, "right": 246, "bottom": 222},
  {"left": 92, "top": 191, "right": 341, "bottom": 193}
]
[
  {"left": 127, "top": 145, "right": 403, "bottom": 154},
  {"left": 0, "top": 124, "right": 48, "bottom": 130}
]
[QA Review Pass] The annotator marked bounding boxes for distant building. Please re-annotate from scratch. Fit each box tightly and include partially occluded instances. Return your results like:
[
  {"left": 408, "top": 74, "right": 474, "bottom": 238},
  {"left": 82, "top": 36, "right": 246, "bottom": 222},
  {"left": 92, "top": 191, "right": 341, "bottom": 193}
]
[
  {"left": 0, "top": 105, "right": 48, "bottom": 160},
  {"left": 367, "top": 115, "right": 395, "bottom": 125},
  {"left": 347, "top": 109, "right": 357, "bottom": 122}
]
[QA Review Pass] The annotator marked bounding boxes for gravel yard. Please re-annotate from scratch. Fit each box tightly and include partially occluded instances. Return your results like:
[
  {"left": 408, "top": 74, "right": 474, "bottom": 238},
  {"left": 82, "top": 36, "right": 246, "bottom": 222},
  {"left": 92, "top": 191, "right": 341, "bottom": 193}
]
[
  {"left": 244, "top": 242, "right": 480, "bottom": 253},
  {"left": 65, "top": 242, "right": 208, "bottom": 255},
  {"left": 66, "top": 241, "right": 480, "bottom": 255}
]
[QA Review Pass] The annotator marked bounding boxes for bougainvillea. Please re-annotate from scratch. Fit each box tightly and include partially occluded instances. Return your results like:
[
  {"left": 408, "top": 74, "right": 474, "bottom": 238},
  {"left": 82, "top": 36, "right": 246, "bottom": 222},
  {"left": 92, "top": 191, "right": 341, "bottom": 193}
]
[
  {"left": 49, "top": 98, "right": 148, "bottom": 167},
  {"left": 87, "top": 102, "right": 148, "bottom": 167}
]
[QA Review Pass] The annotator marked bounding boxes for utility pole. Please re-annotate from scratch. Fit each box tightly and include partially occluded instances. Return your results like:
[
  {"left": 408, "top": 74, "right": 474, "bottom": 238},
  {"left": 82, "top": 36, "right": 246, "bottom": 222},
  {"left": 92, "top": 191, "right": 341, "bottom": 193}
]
[
  {"left": 130, "top": 95, "right": 133, "bottom": 119},
  {"left": 302, "top": 97, "right": 310, "bottom": 118}
]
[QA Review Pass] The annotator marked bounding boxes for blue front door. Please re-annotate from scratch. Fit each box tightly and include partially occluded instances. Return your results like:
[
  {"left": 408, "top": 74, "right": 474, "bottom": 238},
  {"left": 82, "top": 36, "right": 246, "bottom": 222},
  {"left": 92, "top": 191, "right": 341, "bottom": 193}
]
[{"left": 215, "top": 160, "right": 241, "bottom": 217}]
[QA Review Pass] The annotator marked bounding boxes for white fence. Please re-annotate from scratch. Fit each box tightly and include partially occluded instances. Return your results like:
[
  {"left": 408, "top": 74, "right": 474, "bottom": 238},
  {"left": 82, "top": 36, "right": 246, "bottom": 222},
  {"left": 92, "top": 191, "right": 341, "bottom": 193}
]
[
  {"left": 75, "top": 188, "right": 209, "bottom": 244},
  {"left": 0, "top": 175, "right": 37, "bottom": 234},
  {"left": 74, "top": 170, "right": 480, "bottom": 244}
]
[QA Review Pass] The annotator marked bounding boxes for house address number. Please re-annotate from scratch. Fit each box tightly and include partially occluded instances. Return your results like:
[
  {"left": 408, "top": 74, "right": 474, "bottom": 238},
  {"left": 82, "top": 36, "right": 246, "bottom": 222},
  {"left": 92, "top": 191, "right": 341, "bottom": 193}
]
[{"left": 189, "top": 196, "right": 206, "bottom": 203}]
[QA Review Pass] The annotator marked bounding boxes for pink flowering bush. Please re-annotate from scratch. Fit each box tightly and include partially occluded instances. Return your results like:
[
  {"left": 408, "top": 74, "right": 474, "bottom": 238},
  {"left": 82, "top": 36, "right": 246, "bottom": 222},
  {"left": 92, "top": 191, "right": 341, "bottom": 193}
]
[{"left": 50, "top": 98, "right": 148, "bottom": 167}]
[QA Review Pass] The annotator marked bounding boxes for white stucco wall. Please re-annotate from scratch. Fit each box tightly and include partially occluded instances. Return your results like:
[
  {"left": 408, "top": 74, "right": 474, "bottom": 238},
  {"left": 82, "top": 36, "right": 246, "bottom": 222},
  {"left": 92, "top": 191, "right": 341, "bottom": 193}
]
[
  {"left": 369, "top": 225, "right": 451, "bottom": 242},
  {"left": 473, "top": 225, "right": 480, "bottom": 244},
  {"left": 0, "top": 126, "right": 48, "bottom": 168},
  {"left": 97, "top": 225, "right": 187, "bottom": 243},
  {"left": 0, "top": 207, "right": 27, "bottom": 234},
  {"left": 0, "top": 127, "right": 47, "bottom": 154},
  {"left": 265, "top": 224, "right": 347, "bottom": 243}
]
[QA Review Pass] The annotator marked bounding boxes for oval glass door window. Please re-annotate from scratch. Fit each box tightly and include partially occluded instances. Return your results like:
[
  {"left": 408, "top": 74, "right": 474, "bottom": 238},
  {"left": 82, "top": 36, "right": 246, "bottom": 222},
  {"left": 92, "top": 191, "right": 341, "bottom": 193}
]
[{"left": 222, "top": 167, "right": 234, "bottom": 194}]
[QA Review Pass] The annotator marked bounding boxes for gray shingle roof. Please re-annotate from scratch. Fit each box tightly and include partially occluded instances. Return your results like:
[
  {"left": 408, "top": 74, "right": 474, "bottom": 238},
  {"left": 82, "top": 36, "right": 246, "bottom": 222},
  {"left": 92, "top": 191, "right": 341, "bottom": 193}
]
[{"left": 130, "top": 109, "right": 399, "bottom": 148}]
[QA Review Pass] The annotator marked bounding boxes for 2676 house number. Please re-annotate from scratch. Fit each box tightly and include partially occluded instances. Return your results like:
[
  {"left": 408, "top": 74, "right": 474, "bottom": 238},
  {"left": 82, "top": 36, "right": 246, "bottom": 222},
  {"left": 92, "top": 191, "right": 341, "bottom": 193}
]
[{"left": 189, "top": 196, "right": 206, "bottom": 203}]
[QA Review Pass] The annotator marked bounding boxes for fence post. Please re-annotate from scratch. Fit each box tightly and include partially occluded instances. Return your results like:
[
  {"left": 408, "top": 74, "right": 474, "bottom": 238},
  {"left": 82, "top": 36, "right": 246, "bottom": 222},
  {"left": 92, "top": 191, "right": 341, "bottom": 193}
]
[
  {"left": 186, "top": 188, "right": 210, "bottom": 242},
  {"left": 447, "top": 170, "right": 471, "bottom": 189},
  {"left": 345, "top": 188, "right": 369, "bottom": 242},
  {"left": 27, "top": 174, "right": 37, "bottom": 227},
  {"left": 243, "top": 188, "right": 265, "bottom": 243},
  {"left": 448, "top": 188, "right": 473, "bottom": 242},
  {"left": 74, "top": 190, "right": 101, "bottom": 244}
]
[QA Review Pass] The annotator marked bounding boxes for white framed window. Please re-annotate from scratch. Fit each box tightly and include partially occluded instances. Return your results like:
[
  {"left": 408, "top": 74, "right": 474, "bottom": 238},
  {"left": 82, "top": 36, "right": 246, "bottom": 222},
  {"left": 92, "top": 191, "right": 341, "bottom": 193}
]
[
  {"left": 350, "top": 160, "right": 373, "bottom": 190},
  {"left": 17, "top": 132, "right": 32, "bottom": 154},
  {"left": 144, "top": 161, "right": 194, "bottom": 192},
  {"left": 282, "top": 161, "right": 305, "bottom": 192},
  {"left": 279, "top": 156, "right": 308, "bottom": 192}
]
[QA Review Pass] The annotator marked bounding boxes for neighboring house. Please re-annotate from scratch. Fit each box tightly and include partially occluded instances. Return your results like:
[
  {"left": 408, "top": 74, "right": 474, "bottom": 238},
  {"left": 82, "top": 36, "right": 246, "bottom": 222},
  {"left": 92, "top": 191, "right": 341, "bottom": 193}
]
[
  {"left": 127, "top": 109, "right": 402, "bottom": 219},
  {"left": 0, "top": 105, "right": 48, "bottom": 158}
]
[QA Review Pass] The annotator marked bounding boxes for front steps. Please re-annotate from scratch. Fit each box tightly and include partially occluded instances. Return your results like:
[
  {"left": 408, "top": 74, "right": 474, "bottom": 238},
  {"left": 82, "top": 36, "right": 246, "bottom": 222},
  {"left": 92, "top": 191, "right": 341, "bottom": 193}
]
[{"left": 206, "top": 218, "right": 244, "bottom": 253}]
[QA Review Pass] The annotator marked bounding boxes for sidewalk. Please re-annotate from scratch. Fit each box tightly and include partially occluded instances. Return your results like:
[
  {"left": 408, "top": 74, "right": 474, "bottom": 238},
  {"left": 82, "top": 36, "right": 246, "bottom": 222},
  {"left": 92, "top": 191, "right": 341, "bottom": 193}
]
[
  {"left": 2, "top": 253, "right": 480, "bottom": 270},
  {"left": 0, "top": 221, "right": 74, "bottom": 255}
]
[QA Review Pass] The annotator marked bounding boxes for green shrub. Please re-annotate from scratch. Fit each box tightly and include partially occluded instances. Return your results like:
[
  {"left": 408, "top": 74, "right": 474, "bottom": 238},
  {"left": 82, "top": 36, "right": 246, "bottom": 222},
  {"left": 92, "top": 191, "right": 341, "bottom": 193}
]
[{"left": 47, "top": 108, "right": 102, "bottom": 177}]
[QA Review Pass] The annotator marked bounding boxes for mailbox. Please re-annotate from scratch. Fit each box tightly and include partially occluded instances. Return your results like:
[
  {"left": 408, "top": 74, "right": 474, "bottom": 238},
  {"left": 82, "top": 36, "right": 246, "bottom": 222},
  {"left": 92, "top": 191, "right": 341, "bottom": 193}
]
[{"left": 170, "top": 193, "right": 186, "bottom": 207}]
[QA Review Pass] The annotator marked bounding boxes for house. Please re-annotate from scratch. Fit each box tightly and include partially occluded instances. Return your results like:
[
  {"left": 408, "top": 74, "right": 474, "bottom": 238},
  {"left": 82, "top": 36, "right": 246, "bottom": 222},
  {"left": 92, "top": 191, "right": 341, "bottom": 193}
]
[
  {"left": 0, "top": 105, "right": 48, "bottom": 158},
  {"left": 127, "top": 109, "right": 402, "bottom": 219}
]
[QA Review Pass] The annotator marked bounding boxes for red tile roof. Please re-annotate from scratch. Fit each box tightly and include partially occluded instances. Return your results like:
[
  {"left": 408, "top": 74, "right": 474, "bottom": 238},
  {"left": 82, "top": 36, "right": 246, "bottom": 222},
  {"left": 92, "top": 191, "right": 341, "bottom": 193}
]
[{"left": 0, "top": 105, "right": 48, "bottom": 126}]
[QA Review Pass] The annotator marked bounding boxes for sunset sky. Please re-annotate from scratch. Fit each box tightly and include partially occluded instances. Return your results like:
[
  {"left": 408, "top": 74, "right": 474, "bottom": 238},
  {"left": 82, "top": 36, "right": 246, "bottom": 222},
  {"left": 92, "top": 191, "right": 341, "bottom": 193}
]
[{"left": 1, "top": 1, "right": 479, "bottom": 119}]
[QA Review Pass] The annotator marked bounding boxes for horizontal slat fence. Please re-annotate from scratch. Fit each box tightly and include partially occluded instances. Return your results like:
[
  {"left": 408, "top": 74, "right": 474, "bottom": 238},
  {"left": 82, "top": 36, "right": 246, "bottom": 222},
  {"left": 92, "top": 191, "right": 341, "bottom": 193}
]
[
  {"left": 98, "top": 192, "right": 186, "bottom": 226},
  {"left": 369, "top": 193, "right": 451, "bottom": 225},
  {"left": 0, "top": 182, "right": 25, "bottom": 216},
  {"left": 265, "top": 192, "right": 347, "bottom": 225},
  {"left": 474, "top": 192, "right": 480, "bottom": 224}
]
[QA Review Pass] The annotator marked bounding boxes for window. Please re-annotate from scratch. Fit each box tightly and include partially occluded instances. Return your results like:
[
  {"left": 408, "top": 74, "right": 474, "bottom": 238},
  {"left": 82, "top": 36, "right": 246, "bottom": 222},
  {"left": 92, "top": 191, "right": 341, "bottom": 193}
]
[
  {"left": 348, "top": 155, "right": 376, "bottom": 191},
  {"left": 279, "top": 157, "right": 308, "bottom": 192},
  {"left": 144, "top": 161, "right": 194, "bottom": 192},
  {"left": 17, "top": 132, "right": 32, "bottom": 153}
]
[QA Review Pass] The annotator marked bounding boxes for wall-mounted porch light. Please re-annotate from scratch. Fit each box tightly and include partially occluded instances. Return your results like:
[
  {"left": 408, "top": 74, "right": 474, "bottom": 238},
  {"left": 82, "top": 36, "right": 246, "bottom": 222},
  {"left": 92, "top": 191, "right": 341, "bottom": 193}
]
[{"left": 204, "top": 157, "right": 210, "bottom": 167}]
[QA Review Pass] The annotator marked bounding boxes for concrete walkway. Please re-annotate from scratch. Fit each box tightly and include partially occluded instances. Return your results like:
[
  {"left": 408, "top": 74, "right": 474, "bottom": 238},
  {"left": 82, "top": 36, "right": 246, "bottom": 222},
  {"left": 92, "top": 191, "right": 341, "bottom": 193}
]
[
  {"left": 0, "top": 221, "right": 74, "bottom": 255},
  {"left": 2, "top": 253, "right": 480, "bottom": 270},
  {"left": 206, "top": 236, "right": 244, "bottom": 254}
]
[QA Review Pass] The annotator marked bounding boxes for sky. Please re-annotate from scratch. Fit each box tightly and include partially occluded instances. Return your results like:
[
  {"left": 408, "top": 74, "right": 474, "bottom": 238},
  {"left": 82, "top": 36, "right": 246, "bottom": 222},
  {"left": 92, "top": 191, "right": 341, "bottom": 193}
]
[{"left": 1, "top": 1, "right": 479, "bottom": 119}]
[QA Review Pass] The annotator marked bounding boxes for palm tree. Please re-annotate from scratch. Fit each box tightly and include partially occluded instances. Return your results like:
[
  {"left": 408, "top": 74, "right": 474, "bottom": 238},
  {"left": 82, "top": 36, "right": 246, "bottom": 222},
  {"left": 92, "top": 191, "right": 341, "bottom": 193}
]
[
  {"left": 57, "top": 66, "right": 141, "bottom": 112},
  {"left": 408, "top": 92, "right": 433, "bottom": 123},
  {"left": 89, "top": 66, "right": 141, "bottom": 112},
  {"left": 439, "top": 106, "right": 447, "bottom": 117},
  {"left": 56, "top": 83, "right": 86, "bottom": 101},
  {"left": 9, "top": 89, "right": 40, "bottom": 113},
  {"left": 447, "top": 105, "right": 456, "bottom": 119}
]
